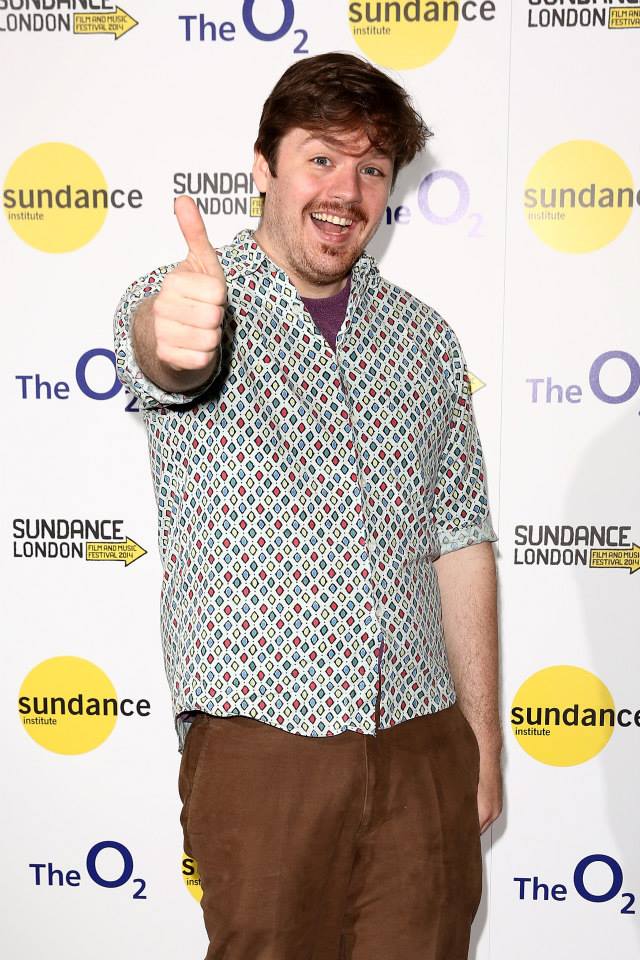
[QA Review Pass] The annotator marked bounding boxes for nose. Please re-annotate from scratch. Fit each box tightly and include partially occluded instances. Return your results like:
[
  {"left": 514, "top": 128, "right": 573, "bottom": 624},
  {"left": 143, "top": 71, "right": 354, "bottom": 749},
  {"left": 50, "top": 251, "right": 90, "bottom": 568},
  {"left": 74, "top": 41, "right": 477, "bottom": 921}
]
[{"left": 329, "top": 163, "right": 362, "bottom": 206}]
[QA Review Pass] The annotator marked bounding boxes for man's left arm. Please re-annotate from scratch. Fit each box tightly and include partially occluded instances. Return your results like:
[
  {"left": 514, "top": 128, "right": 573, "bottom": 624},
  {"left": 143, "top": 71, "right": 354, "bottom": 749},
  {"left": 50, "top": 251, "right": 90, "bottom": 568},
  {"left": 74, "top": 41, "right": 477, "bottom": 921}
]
[{"left": 433, "top": 540, "right": 502, "bottom": 834}]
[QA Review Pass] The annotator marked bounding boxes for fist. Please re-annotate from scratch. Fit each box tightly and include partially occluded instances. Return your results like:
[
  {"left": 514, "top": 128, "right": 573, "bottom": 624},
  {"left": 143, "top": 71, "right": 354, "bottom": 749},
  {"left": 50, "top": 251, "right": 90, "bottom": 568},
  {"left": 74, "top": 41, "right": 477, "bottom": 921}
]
[{"left": 153, "top": 196, "right": 227, "bottom": 373}]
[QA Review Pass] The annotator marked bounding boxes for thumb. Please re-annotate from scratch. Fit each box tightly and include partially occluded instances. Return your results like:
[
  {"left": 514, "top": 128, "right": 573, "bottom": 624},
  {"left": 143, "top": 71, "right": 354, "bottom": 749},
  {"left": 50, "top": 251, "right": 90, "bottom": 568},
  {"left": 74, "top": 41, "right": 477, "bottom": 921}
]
[{"left": 174, "top": 195, "right": 224, "bottom": 278}]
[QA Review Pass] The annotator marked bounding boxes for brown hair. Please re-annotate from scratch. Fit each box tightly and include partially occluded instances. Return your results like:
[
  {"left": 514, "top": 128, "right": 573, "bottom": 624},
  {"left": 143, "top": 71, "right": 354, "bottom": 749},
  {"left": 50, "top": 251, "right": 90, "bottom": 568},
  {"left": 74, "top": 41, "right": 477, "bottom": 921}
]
[{"left": 254, "top": 52, "right": 432, "bottom": 190}]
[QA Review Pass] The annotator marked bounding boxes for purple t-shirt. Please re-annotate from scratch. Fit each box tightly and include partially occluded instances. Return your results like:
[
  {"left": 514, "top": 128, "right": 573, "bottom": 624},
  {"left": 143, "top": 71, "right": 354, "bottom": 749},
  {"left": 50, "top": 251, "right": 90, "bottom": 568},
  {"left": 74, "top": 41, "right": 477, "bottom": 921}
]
[{"left": 300, "top": 275, "right": 351, "bottom": 352}]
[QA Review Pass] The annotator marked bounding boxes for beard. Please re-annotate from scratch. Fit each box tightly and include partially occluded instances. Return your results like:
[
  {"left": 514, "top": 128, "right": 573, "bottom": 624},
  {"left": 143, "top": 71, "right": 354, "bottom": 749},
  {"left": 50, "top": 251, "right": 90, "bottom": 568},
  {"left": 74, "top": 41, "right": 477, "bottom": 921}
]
[
  {"left": 291, "top": 238, "right": 356, "bottom": 286},
  {"left": 259, "top": 193, "right": 373, "bottom": 288}
]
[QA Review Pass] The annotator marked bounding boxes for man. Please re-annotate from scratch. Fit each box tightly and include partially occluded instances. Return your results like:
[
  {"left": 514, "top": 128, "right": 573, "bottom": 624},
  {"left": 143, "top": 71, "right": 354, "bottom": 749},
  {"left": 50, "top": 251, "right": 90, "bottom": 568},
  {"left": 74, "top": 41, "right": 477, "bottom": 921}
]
[{"left": 114, "top": 52, "right": 501, "bottom": 960}]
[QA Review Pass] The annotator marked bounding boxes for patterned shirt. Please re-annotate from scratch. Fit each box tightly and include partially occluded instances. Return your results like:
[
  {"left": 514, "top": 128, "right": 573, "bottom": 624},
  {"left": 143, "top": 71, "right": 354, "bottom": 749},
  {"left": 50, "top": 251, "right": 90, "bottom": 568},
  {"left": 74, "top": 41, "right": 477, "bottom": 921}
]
[{"left": 113, "top": 229, "right": 497, "bottom": 751}]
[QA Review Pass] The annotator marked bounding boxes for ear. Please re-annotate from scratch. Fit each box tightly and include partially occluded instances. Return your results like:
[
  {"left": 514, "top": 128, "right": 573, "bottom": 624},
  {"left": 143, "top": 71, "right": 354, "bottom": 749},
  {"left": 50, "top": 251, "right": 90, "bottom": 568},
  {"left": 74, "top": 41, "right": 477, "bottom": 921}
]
[{"left": 252, "top": 150, "right": 271, "bottom": 193}]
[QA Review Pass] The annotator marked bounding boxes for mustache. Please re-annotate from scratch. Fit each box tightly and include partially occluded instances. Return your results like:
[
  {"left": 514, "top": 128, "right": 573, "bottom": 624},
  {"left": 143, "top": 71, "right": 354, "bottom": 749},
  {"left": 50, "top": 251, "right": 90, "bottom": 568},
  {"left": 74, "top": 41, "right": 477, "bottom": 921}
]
[{"left": 303, "top": 202, "right": 366, "bottom": 222}]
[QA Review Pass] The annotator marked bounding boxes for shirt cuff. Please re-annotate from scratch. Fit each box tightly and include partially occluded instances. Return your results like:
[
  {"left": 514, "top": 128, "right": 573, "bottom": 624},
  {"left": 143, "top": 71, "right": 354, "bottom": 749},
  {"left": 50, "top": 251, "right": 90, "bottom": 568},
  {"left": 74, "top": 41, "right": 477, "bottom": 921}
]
[
  {"left": 436, "top": 515, "right": 498, "bottom": 556},
  {"left": 126, "top": 303, "right": 223, "bottom": 409}
]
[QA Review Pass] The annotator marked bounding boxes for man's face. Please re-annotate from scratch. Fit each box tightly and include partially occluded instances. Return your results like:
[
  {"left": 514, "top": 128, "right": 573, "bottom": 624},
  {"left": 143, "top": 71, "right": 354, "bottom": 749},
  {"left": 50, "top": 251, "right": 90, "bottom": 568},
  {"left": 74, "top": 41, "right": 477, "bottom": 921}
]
[{"left": 252, "top": 127, "right": 393, "bottom": 296}]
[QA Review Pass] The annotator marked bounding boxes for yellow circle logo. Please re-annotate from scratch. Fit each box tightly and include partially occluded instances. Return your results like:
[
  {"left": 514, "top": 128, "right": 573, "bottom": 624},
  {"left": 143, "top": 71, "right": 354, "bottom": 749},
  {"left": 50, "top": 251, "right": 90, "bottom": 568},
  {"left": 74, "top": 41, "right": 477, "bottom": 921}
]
[
  {"left": 19, "top": 656, "right": 118, "bottom": 754},
  {"left": 524, "top": 140, "right": 635, "bottom": 253},
  {"left": 348, "top": 0, "right": 459, "bottom": 69},
  {"left": 4, "top": 142, "right": 108, "bottom": 253},
  {"left": 182, "top": 853, "right": 203, "bottom": 902},
  {"left": 511, "top": 666, "right": 616, "bottom": 766}
]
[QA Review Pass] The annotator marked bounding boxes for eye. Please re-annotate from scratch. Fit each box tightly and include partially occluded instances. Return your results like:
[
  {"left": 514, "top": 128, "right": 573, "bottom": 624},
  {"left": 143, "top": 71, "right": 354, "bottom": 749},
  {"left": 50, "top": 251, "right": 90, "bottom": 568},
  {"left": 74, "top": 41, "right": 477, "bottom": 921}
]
[
  {"left": 311, "top": 156, "right": 331, "bottom": 167},
  {"left": 362, "top": 165, "right": 385, "bottom": 177}
]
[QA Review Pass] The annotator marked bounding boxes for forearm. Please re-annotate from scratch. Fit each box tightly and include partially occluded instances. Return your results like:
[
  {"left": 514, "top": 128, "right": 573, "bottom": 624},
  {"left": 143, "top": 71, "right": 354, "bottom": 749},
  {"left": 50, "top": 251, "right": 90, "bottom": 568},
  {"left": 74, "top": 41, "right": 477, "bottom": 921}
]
[
  {"left": 132, "top": 295, "right": 220, "bottom": 395},
  {"left": 433, "top": 540, "right": 501, "bottom": 754}
]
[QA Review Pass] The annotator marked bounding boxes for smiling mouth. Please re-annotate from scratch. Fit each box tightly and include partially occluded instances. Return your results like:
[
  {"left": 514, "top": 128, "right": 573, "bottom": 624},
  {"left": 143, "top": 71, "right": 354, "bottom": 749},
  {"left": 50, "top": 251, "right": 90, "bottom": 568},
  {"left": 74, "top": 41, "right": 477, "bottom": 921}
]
[
  {"left": 311, "top": 212, "right": 353, "bottom": 227},
  {"left": 309, "top": 210, "right": 360, "bottom": 241}
]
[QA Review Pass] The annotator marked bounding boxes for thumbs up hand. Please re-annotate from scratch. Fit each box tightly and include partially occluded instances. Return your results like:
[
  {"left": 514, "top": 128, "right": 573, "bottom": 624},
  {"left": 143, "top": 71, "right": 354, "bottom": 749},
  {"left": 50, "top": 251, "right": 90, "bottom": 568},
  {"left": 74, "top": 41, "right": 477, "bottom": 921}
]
[{"left": 152, "top": 196, "right": 227, "bottom": 375}]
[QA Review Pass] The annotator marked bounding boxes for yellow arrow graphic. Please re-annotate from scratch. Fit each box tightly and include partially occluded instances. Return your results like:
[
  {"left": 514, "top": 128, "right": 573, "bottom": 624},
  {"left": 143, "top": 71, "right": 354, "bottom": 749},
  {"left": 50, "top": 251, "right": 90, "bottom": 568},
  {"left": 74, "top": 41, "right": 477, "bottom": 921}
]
[
  {"left": 589, "top": 544, "right": 640, "bottom": 575},
  {"left": 85, "top": 538, "right": 147, "bottom": 567},
  {"left": 467, "top": 370, "right": 486, "bottom": 394},
  {"left": 74, "top": 7, "right": 138, "bottom": 40}
]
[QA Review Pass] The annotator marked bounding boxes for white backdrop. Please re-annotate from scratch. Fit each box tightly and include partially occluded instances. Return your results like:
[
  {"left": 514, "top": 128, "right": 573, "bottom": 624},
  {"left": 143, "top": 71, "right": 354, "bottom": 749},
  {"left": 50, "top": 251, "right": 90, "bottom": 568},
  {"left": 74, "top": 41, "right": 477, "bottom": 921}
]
[{"left": 2, "top": 2, "right": 639, "bottom": 957}]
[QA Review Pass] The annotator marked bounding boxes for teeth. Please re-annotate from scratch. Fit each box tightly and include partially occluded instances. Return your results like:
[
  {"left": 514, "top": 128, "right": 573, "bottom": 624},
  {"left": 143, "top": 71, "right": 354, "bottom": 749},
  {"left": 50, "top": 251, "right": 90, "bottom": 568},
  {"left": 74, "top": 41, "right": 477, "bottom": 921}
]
[{"left": 311, "top": 212, "right": 353, "bottom": 226}]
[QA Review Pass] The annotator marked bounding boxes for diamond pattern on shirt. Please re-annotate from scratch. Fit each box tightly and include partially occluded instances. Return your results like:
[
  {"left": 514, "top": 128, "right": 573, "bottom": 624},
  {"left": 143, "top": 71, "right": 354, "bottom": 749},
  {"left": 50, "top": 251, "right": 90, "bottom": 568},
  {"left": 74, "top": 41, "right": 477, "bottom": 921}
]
[{"left": 114, "top": 230, "right": 496, "bottom": 751}]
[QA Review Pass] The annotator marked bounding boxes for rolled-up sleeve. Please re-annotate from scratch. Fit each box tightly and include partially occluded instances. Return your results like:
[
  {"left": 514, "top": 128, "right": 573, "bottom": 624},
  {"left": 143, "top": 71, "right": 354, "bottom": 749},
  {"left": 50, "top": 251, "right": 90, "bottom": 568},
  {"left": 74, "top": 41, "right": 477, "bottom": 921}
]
[
  {"left": 113, "top": 262, "right": 222, "bottom": 410},
  {"left": 429, "top": 325, "right": 497, "bottom": 555}
]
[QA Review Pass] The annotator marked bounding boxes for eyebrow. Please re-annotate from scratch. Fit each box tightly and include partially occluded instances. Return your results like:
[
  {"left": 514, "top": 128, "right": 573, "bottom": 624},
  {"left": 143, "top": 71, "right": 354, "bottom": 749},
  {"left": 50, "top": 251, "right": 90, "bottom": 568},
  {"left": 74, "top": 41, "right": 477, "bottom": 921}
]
[{"left": 301, "top": 133, "right": 391, "bottom": 162}]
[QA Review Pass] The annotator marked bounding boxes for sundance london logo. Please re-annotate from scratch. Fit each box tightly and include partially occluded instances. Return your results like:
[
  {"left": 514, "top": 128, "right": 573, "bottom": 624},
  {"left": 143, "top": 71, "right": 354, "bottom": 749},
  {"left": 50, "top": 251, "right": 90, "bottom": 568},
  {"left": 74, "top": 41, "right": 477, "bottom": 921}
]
[
  {"left": 526, "top": 0, "right": 640, "bottom": 31},
  {"left": 513, "top": 524, "right": 639, "bottom": 573},
  {"left": 0, "top": 2, "right": 138, "bottom": 38},
  {"left": 12, "top": 517, "right": 146, "bottom": 566}
]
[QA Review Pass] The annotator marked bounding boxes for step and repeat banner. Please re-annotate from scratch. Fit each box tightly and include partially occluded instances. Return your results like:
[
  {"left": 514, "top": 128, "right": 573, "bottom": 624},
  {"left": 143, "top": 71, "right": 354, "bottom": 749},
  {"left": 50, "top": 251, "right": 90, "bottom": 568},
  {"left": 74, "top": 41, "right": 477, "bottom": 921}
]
[{"left": 2, "top": 2, "right": 638, "bottom": 958}]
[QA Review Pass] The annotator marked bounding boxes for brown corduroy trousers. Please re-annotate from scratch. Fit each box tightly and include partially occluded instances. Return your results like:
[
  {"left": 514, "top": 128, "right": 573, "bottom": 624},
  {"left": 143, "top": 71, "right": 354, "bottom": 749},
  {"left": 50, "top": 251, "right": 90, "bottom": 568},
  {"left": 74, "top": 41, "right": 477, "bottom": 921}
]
[{"left": 179, "top": 702, "right": 482, "bottom": 960}]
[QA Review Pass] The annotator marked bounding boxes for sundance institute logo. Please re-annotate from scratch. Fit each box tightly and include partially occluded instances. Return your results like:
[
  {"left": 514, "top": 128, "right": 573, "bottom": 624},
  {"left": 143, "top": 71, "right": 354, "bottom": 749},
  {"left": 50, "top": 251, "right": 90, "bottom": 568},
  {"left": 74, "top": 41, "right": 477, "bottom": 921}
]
[
  {"left": 348, "top": 0, "right": 496, "bottom": 69},
  {"left": 511, "top": 665, "right": 639, "bottom": 767},
  {"left": 3, "top": 142, "right": 143, "bottom": 252},
  {"left": 19, "top": 656, "right": 151, "bottom": 754},
  {"left": 182, "top": 854, "right": 203, "bottom": 902},
  {"left": 524, "top": 140, "right": 636, "bottom": 253}
]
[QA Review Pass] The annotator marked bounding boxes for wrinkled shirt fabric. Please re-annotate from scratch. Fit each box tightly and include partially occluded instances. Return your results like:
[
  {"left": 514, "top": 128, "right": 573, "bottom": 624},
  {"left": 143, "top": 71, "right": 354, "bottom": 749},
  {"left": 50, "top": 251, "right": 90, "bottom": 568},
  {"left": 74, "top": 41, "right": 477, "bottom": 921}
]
[{"left": 113, "top": 229, "right": 497, "bottom": 751}]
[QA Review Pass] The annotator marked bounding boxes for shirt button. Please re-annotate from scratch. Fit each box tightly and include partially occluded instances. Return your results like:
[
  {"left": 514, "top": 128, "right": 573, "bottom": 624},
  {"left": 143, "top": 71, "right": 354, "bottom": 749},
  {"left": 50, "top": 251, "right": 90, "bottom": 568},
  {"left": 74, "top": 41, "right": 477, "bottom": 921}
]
[{"left": 376, "top": 603, "right": 384, "bottom": 620}]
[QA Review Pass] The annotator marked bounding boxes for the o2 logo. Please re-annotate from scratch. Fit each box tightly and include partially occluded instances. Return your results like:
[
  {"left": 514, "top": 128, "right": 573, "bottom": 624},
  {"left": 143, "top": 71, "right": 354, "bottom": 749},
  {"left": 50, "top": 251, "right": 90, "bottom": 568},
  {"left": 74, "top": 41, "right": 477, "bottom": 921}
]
[
  {"left": 573, "top": 855, "right": 633, "bottom": 911},
  {"left": 418, "top": 170, "right": 483, "bottom": 238},
  {"left": 76, "top": 348, "right": 124, "bottom": 402},
  {"left": 515, "top": 853, "right": 636, "bottom": 916},
  {"left": 29, "top": 840, "right": 147, "bottom": 899},
  {"left": 242, "top": 0, "right": 296, "bottom": 41},
  {"left": 16, "top": 348, "right": 140, "bottom": 412},
  {"left": 527, "top": 350, "right": 640, "bottom": 411},
  {"left": 589, "top": 351, "right": 640, "bottom": 406},
  {"left": 385, "top": 169, "right": 484, "bottom": 238},
  {"left": 179, "top": 0, "right": 309, "bottom": 55}
]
